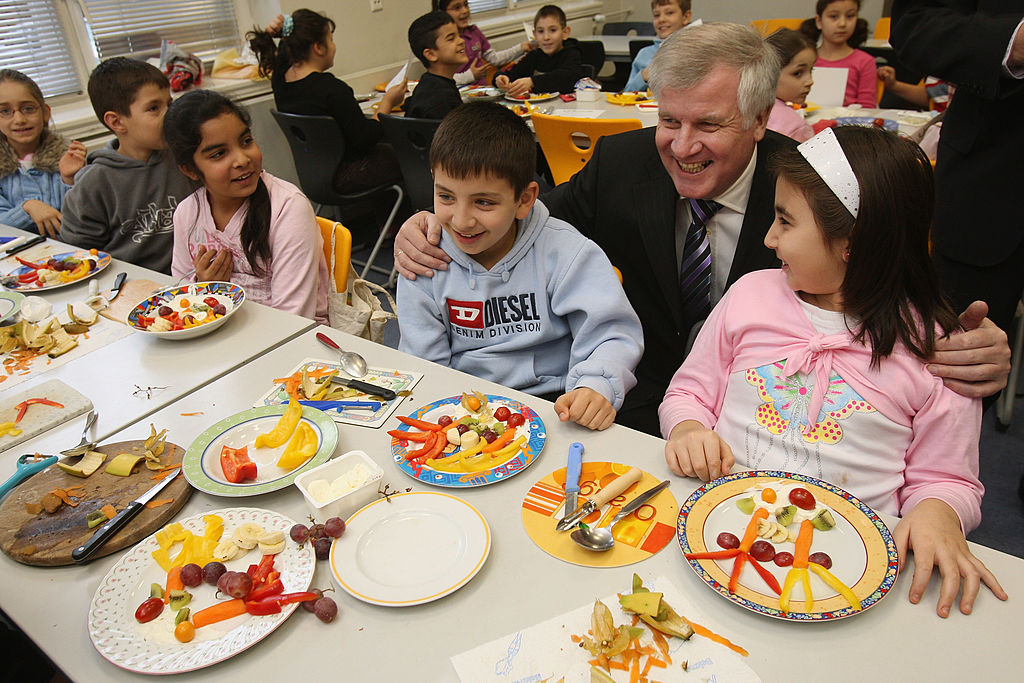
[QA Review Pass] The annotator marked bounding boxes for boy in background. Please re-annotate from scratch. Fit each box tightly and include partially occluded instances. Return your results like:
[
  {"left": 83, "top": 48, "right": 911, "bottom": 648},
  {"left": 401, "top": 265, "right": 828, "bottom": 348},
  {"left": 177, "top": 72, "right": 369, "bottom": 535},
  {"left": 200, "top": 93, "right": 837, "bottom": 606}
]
[
  {"left": 397, "top": 102, "right": 643, "bottom": 430},
  {"left": 496, "top": 5, "right": 585, "bottom": 96},
  {"left": 623, "top": 0, "right": 697, "bottom": 92},
  {"left": 61, "top": 58, "right": 194, "bottom": 273},
  {"left": 402, "top": 11, "right": 468, "bottom": 119}
]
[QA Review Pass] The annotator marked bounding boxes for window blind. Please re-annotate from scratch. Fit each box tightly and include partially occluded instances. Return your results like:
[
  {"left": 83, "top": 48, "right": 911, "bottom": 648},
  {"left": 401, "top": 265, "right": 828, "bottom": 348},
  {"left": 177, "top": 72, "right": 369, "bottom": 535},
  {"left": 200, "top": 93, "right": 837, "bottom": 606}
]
[
  {"left": 469, "top": 0, "right": 508, "bottom": 13},
  {"left": 80, "top": 0, "right": 240, "bottom": 62},
  {"left": 0, "top": 0, "right": 81, "bottom": 97}
]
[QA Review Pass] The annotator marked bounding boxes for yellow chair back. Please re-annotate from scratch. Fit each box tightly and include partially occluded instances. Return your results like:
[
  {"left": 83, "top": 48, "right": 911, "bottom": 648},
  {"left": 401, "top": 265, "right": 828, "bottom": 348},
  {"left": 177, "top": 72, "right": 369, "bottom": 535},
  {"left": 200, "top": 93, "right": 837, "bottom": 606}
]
[
  {"left": 749, "top": 18, "right": 804, "bottom": 36},
  {"left": 531, "top": 112, "right": 642, "bottom": 186},
  {"left": 316, "top": 216, "right": 352, "bottom": 292},
  {"left": 874, "top": 17, "right": 891, "bottom": 40}
]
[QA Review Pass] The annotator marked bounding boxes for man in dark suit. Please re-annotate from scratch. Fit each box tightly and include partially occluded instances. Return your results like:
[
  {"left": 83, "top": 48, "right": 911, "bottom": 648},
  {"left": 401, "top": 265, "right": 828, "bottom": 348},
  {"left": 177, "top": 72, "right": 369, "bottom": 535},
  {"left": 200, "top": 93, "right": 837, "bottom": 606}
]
[{"left": 395, "top": 22, "right": 1011, "bottom": 435}]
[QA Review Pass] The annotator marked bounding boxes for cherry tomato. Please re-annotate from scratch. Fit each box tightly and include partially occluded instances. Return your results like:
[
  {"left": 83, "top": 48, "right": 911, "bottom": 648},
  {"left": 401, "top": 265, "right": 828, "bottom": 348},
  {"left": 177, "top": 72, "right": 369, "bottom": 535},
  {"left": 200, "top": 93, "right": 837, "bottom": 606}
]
[
  {"left": 774, "top": 551, "right": 794, "bottom": 567},
  {"left": 788, "top": 487, "right": 816, "bottom": 510},
  {"left": 203, "top": 297, "right": 219, "bottom": 308},
  {"left": 716, "top": 532, "right": 740, "bottom": 550},
  {"left": 507, "top": 413, "right": 526, "bottom": 427},
  {"left": 749, "top": 540, "right": 776, "bottom": 562},
  {"left": 135, "top": 597, "right": 164, "bottom": 623},
  {"left": 493, "top": 406, "right": 511, "bottom": 422},
  {"left": 808, "top": 552, "right": 833, "bottom": 569},
  {"left": 437, "top": 415, "right": 453, "bottom": 427}
]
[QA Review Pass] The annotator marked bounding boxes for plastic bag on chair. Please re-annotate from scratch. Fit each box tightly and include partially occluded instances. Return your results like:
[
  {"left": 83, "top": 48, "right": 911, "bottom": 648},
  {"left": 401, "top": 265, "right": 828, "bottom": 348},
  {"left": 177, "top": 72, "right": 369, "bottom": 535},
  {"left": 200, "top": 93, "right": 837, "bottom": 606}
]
[{"left": 324, "top": 227, "right": 396, "bottom": 343}]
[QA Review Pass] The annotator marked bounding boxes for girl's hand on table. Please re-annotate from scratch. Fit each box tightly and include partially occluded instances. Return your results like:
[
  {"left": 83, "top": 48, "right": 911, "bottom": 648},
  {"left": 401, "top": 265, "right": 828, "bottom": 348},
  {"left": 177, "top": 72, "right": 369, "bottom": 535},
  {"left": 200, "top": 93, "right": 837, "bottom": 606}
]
[
  {"left": 59, "top": 141, "right": 87, "bottom": 185},
  {"left": 893, "top": 498, "right": 1007, "bottom": 617},
  {"left": 554, "top": 388, "right": 615, "bottom": 430},
  {"left": 22, "top": 199, "right": 61, "bottom": 238},
  {"left": 194, "top": 246, "right": 233, "bottom": 282},
  {"left": 665, "top": 420, "right": 733, "bottom": 481},
  {"left": 394, "top": 210, "right": 450, "bottom": 280},
  {"left": 928, "top": 301, "right": 1010, "bottom": 398}
]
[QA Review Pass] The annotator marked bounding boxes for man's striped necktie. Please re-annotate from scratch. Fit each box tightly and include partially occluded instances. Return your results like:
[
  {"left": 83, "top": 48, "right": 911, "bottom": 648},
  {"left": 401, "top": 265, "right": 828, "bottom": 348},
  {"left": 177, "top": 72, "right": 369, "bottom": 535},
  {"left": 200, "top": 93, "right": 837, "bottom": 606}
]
[{"left": 679, "top": 198, "right": 723, "bottom": 327}]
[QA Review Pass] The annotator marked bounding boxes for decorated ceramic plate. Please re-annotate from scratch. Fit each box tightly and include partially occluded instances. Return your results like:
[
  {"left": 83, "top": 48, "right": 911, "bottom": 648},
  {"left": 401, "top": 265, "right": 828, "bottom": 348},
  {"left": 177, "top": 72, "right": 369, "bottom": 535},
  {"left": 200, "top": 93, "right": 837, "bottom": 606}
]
[
  {"left": 505, "top": 92, "right": 559, "bottom": 103},
  {"left": 0, "top": 290, "right": 24, "bottom": 322},
  {"left": 677, "top": 470, "right": 898, "bottom": 621},
  {"left": 462, "top": 86, "right": 503, "bottom": 101},
  {"left": 502, "top": 101, "right": 536, "bottom": 118},
  {"left": 3, "top": 250, "right": 111, "bottom": 291},
  {"left": 183, "top": 404, "right": 338, "bottom": 497},
  {"left": 330, "top": 491, "right": 489, "bottom": 606},
  {"left": 126, "top": 281, "right": 245, "bottom": 340},
  {"left": 88, "top": 507, "right": 315, "bottom": 674},
  {"left": 833, "top": 116, "right": 899, "bottom": 132},
  {"left": 390, "top": 393, "right": 546, "bottom": 487}
]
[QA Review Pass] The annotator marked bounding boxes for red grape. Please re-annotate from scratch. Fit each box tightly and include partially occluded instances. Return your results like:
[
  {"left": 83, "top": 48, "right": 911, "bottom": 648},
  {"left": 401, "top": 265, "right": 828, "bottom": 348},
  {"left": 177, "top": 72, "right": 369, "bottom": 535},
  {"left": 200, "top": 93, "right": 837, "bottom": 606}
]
[
  {"left": 507, "top": 413, "right": 526, "bottom": 427},
  {"left": 808, "top": 552, "right": 833, "bottom": 569},
  {"left": 157, "top": 305, "right": 173, "bottom": 317},
  {"left": 301, "top": 589, "right": 324, "bottom": 612},
  {"left": 180, "top": 563, "right": 203, "bottom": 588},
  {"left": 788, "top": 487, "right": 816, "bottom": 510},
  {"left": 135, "top": 597, "right": 164, "bottom": 623},
  {"left": 437, "top": 415, "right": 453, "bottom": 427},
  {"left": 324, "top": 517, "right": 346, "bottom": 538},
  {"left": 749, "top": 540, "right": 776, "bottom": 562},
  {"left": 480, "top": 429, "right": 497, "bottom": 443},
  {"left": 313, "top": 537, "right": 331, "bottom": 560},
  {"left": 204, "top": 297, "right": 219, "bottom": 307},
  {"left": 455, "top": 424, "right": 469, "bottom": 435},
  {"left": 309, "top": 523, "right": 326, "bottom": 540},
  {"left": 290, "top": 523, "right": 310, "bottom": 544},
  {"left": 716, "top": 532, "right": 740, "bottom": 549},
  {"left": 213, "top": 304, "right": 227, "bottom": 316},
  {"left": 493, "top": 406, "right": 511, "bottom": 422},
  {"left": 202, "top": 561, "right": 226, "bottom": 585},
  {"left": 217, "top": 571, "right": 252, "bottom": 598},
  {"left": 313, "top": 596, "right": 338, "bottom": 623},
  {"left": 774, "top": 552, "right": 794, "bottom": 567}
]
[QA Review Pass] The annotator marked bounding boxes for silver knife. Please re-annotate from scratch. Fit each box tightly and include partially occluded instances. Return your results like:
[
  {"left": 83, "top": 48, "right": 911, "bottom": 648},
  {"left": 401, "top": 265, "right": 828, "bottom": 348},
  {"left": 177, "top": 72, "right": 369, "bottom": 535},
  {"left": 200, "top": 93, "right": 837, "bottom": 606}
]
[
  {"left": 556, "top": 467, "right": 643, "bottom": 531},
  {"left": 330, "top": 376, "right": 397, "bottom": 401},
  {"left": 71, "top": 467, "right": 180, "bottom": 563},
  {"left": 560, "top": 442, "right": 584, "bottom": 523},
  {"left": 106, "top": 272, "right": 127, "bottom": 303}
]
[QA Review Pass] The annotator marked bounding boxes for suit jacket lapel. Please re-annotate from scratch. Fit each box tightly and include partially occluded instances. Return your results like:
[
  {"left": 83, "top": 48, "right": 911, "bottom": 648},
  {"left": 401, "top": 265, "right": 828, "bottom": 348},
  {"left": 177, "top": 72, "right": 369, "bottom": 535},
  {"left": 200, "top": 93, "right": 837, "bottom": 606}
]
[
  {"left": 633, "top": 170, "right": 683, "bottom": 329},
  {"left": 728, "top": 139, "right": 783, "bottom": 288}
]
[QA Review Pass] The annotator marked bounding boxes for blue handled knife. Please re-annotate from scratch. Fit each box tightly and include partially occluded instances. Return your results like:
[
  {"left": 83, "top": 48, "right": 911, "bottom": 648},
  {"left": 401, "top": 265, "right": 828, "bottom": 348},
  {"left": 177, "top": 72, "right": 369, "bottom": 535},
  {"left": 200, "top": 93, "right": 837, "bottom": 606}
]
[{"left": 559, "top": 442, "right": 584, "bottom": 526}]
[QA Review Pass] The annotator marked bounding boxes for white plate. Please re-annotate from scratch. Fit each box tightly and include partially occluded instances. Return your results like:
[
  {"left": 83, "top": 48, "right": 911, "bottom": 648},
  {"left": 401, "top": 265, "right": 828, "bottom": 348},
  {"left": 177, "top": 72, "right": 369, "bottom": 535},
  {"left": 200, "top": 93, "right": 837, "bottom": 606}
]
[
  {"left": 88, "top": 508, "right": 315, "bottom": 674},
  {"left": 329, "top": 491, "right": 490, "bottom": 606},
  {"left": 0, "top": 290, "right": 24, "bottom": 322},
  {"left": 126, "top": 282, "right": 245, "bottom": 340}
]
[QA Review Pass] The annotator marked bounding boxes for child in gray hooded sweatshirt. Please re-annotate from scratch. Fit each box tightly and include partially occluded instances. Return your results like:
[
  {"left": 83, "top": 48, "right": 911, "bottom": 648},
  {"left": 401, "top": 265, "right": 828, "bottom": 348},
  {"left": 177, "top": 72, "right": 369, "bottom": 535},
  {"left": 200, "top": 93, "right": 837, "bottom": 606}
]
[{"left": 398, "top": 102, "right": 643, "bottom": 430}]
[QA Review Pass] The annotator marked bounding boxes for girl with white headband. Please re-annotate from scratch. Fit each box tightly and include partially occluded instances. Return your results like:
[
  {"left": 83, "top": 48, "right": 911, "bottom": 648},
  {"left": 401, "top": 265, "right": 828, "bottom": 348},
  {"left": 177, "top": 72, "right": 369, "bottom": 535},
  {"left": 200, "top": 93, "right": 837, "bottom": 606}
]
[{"left": 659, "top": 126, "right": 1006, "bottom": 617}]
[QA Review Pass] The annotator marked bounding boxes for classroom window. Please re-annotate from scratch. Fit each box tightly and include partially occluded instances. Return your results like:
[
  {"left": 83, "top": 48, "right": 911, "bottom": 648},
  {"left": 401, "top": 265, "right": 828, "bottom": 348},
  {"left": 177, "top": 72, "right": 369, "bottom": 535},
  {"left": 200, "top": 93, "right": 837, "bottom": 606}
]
[
  {"left": 0, "top": 0, "right": 81, "bottom": 97},
  {"left": 80, "top": 0, "right": 240, "bottom": 62},
  {"left": 469, "top": 0, "right": 509, "bottom": 12}
]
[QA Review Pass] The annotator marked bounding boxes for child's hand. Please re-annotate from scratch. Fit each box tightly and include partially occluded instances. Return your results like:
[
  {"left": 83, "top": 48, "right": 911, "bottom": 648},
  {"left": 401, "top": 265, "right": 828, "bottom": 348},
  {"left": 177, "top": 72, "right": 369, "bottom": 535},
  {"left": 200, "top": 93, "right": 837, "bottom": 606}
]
[
  {"left": 893, "top": 498, "right": 1007, "bottom": 617},
  {"left": 664, "top": 420, "right": 734, "bottom": 481},
  {"left": 495, "top": 74, "right": 511, "bottom": 90},
  {"left": 553, "top": 388, "right": 615, "bottom": 430},
  {"left": 374, "top": 78, "right": 408, "bottom": 119},
  {"left": 506, "top": 77, "right": 534, "bottom": 98},
  {"left": 265, "top": 14, "right": 284, "bottom": 36},
  {"left": 469, "top": 58, "right": 490, "bottom": 81},
  {"left": 59, "top": 141, "right": 87, "bottom": 185},
  {"left": 877, "top": 65, "right": 896, "bottom": 88},
  {"left": 21, "top": 200, "right": 61, "bottom": 239},
  {"left": 194, "top": 246, "right": 233, "bottom": 282},
  {"left": 520, "top": 41, "right": 536, "bottom": 52}
]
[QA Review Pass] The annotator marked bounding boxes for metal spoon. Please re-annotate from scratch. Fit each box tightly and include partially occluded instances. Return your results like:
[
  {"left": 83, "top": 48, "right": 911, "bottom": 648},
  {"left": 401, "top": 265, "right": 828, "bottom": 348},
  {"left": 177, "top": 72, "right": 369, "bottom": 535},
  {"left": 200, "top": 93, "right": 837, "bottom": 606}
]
[
  {"left": 571, "top": 480, "right": 671, "bottom": 552},
  {"left": 316, "top": 332, "right": 368, "bottom": 378},
  {"left": 60, "top": 410, "right": 98, "bottom": 457}
]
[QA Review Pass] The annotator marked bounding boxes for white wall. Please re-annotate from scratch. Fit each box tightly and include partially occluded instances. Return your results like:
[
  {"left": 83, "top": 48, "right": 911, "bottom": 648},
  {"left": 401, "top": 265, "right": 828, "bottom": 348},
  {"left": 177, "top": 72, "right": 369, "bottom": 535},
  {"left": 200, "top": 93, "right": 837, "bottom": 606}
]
[{"left": 618, "top": 0, "right": 884, "bottom": 25}]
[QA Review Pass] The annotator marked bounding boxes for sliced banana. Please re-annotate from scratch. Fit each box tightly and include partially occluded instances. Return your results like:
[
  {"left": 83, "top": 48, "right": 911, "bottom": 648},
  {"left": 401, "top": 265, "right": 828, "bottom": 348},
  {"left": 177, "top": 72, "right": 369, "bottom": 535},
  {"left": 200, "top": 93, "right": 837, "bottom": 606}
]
[
  {"left": 771, "top": 527, "right": 790, "bottom": 544},
  {"left": 231, "top": 522, "right": 264, "bottom": 549},
  {"left": 257, "top": 529, "right": 285, "bottom": 546},
  {"left": 213, "top": 540, "right": 241, "bottom": 561},
  {"left": 258, "top": 539, "right": 286, "bottom": 555}
]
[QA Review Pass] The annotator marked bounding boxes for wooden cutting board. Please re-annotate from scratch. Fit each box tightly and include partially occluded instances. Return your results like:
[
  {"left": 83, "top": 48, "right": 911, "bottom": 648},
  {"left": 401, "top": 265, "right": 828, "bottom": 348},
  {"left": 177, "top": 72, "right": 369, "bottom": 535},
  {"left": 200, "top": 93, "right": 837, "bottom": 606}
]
[
  {"left": 0, "top": 439, "right": 191, "bottom": 566},
  {"left": 0, "top": 379, "right": 93, "bottom": 454},
  {"left": 99, "top": 278, "right": 165, "bottom": 324}
]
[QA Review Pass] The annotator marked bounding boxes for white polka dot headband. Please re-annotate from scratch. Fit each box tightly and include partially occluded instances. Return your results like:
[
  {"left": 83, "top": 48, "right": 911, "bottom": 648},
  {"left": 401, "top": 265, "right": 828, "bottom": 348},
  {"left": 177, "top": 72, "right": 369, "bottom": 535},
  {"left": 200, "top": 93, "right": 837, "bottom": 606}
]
[{"left": 797, "top": 127, "right": 860, "bottom": 218}]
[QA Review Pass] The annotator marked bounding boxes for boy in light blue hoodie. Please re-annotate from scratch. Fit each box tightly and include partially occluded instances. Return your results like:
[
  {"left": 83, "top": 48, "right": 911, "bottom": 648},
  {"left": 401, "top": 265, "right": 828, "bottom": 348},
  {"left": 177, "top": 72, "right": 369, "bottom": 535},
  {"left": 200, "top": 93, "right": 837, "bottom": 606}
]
[{"left": 397, "top": 102, "right": 643, "bottom": 430}]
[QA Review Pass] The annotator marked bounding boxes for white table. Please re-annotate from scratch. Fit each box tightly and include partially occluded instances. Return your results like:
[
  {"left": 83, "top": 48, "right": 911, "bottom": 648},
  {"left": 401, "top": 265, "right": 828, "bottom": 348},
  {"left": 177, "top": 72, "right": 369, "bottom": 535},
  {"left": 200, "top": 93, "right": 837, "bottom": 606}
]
[
  {"left": 2, "top": 326, "right": 1021, "bottom": 682},
  {"left": 805, "top": 106, "right": 937, "bottom": 137}
]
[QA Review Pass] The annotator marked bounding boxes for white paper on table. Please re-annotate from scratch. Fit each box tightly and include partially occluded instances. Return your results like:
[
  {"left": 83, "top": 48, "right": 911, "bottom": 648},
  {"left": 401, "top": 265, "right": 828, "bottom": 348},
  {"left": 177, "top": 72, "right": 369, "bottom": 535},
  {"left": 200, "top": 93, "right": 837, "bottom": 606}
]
[
  {"left": 807, "top": 67, "right": 849, "bottom": 107},
  {"left": 451, "top": 575, "right": 760, "bottom": 683},
  {"left": 523, "top": 20, "right": 535, "bottom": 41},
  {"left": 550, "top": 108, "right": 606, "bottom": 118},
  {"left": 385, "top": 62, "right": 409, "bottom": 91}
]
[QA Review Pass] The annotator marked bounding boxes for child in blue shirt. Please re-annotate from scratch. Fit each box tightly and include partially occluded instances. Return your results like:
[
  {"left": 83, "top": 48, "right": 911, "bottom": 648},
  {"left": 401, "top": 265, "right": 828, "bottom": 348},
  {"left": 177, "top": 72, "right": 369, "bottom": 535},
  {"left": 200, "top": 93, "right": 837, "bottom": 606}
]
[
  {"left": 398, "top": 102, "right": 643, "bottom": 430},
  {"left": 624, "top": 0, "right": 695, "bottom": 92}
]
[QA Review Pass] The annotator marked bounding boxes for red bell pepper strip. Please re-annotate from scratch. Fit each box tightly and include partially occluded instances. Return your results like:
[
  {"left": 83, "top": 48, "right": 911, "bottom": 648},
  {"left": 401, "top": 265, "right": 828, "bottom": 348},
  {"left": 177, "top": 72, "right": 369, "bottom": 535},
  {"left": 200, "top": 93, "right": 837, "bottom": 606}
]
[
  {"left": 15, "top": 257, "right": 43, "bottom": 270},
  {"left": 246, "top": 564, "right": 259, "bottom": 579},
  {"left": 404, "top": 432, "right": 437, "bottom": 460},
  {"left": 685, "top": 549, "right": 741, "bottom": 561},
  {"left": 245, "top": 598, "right": 282, "bottom": 616},
  {"left": 17, "top": 271, "right": 38, "bottom": 283},
  {"left": 250, "top": 553, "right": 276, "bottom": 586},
  {"left": 410, "top": 434, "right": 447, "bottom": 464},
  {"left": 396, "top": 415, "right": 445, "bottom": 431},
  {"left": 387, "top": 429, "right": 432, "bottom": 442},
  {"left": 746, "top": 555, "right": 782, "bottom": 595},
  {"left": 273, "top": 591, "right": 320, "bottom": 605},
  {"left": 14, "top": 398, "right": 65, "bottom": 424},
  {"left": 728, "top": 553, "right": 748, "bottom": 594},
  {"left": 246, "top": 578, "right": 285, "bottom": 602},
  {"left": 727, "top": 508, "right": 769, "bottom": 595},
  {"left": 219, "top": 445, "right": 257, "bottom": 483}
]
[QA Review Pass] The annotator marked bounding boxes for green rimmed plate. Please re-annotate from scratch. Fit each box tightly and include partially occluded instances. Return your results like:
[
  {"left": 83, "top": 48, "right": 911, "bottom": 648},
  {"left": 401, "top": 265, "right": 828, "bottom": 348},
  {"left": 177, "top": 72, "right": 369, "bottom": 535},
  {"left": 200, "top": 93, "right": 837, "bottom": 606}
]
[
  {"left": 183, "top": 405, "right": 339, "bottom": 497},
  {"left": 0, "top": 290, "right": 25, "bottom": 323}
]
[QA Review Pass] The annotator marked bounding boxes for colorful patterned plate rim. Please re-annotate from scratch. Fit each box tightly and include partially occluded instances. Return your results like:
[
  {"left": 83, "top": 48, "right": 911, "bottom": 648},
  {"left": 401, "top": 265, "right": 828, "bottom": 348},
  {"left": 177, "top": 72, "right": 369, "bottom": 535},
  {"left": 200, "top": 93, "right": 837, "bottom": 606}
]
[
  {"left": 3, "top": 249, "right": 111, "bottom": 291},
  {"left": 677, "top": 470, "right": 898, "bottom": 621},
  {"left": 88, "top": 507, "right": 315, "bottom": 674},
  {"left": 390, "top": 394, "right": 546, "bottom": 488},
  {"left": 0, "top": 290, "right": 25, "bottom": 322},
  {"left": 125, "top": 281, "right": 246, "bottom": 337},
  {"left": 183, "top": 404, "right": 338, "bottom": 497},
  {"left": 329, "top": 491, "right": 490, "bottom": 606}
]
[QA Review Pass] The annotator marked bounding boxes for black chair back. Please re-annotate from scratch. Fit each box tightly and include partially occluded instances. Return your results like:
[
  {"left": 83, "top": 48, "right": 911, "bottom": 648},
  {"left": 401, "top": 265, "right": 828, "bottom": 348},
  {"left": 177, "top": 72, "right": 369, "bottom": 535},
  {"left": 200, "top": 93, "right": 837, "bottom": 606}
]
[
  {"left": 629, "top": 39, "right": 656, "bottom": 64},
  {"left": 270, "top": 109, "right": 353, "bottom": 206},
  {"left": 577, "top": 40, "right": 606, "bottom": 84},
  {"left": 602, "top": 21, "right": 656, "bottom": 36},
  {"left": 378, "top": 114, "right": 442, "bottom": 211}
]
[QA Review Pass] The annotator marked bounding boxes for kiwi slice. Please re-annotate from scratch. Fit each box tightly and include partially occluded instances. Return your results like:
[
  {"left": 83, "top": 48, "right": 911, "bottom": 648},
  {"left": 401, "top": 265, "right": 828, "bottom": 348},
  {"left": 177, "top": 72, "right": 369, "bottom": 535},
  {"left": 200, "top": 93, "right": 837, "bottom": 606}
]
[
  {"left": 736, "top": 496, "right": 755, "bottom": 515},
  {"left": 775, "top": 505, "right": 797, "bottom": 526},
  {"left": 811, "top": 508, "right": 836, "bottom": 531}
]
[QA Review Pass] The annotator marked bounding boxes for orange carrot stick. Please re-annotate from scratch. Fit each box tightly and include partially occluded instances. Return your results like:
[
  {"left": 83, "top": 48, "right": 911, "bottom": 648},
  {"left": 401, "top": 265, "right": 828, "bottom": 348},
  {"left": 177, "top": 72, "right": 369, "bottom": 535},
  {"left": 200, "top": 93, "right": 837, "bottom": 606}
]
[
  {"left": 164, "top": 566, "right": 183, "bottom": 604},
  {"left": 192, "top": 598, "right": 247, "bottom": 628},
  {"left": 145, "top": 498, "right": 174, "bottom": 509},
  {"left": 681, "top": 616, "right": 748, "bottom": 657},
  {"left": 793, "top": 519, "right": 814, "bottom": 568}
]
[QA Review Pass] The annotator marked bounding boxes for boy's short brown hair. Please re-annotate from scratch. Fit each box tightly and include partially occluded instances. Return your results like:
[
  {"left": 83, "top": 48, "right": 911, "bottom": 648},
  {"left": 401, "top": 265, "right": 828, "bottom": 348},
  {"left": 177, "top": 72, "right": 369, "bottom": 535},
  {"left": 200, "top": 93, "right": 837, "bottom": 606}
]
[
  {"left": 652, "top": 0, "right": 692, "bottom": 10},
  {"left": 429, "top": 102, "right": 535, "bottom": 196},
  {"left": 87, "top": 57, "right": 169, "bottom": 129},
  {"left": 535, "top": 4, "right": 568, "bottom": 28},
  {"left": 409, "top": 11, "right": 456, "bottom": 68}
]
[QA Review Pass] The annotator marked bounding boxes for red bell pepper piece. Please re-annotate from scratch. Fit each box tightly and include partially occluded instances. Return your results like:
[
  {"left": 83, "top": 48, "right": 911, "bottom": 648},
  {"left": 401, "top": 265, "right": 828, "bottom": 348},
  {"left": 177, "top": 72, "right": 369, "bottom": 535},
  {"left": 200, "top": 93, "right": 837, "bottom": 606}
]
[
  {"left": 15, "top": 256, "right": 43, "bottom": 270},
  {"left": 219, "top": 445, "right": 257, "bottom": 484},
  {"left": 17, "top": 271, "right": 38, "bottom": 282},
  {"left": 396, "top": 415, "right": 445, "bottom": 431},
  {"left": 246, "top": 564, "right": 259, "bottom": 579},
  {"left": 250, "top": 553, "right": 276, "bottom": 586},
  {"left": 274, "top": 591, "right": 320, "bottom": 605},
  {"left": 404, "top": 432, "right": 437, "bottom": 460},
  {"left": 14, "top": 398, "right": 65, "bottom": 424},
  {"left": 245, "top": 598, "right": 282, "bottom": 616},
  {"left": 411, "top": 434, "right": 447, "bottom": 464},
  {"left": 387, "top": 429, "right": 432, "bottom": 442},
  {"left": 746, "top": 555, "right": 782, "bottom": 595},
  {"left": 246, "top": 578, "right": 285, "bottom": 602}
]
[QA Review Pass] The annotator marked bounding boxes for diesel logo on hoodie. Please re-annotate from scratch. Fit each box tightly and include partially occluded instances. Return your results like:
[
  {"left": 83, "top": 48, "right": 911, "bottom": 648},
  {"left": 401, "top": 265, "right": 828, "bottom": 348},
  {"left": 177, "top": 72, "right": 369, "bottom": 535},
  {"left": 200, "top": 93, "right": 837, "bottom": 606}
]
[{"left": 447, "top": 294, "right": 542, "bottom": 338}]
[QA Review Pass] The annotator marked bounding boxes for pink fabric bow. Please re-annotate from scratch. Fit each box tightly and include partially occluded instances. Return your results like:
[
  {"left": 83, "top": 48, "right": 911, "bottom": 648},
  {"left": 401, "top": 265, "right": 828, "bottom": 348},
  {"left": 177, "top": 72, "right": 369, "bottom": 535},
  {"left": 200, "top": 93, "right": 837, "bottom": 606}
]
[{"left": 781, "top": 333, "right": 852, "bottom": 435}]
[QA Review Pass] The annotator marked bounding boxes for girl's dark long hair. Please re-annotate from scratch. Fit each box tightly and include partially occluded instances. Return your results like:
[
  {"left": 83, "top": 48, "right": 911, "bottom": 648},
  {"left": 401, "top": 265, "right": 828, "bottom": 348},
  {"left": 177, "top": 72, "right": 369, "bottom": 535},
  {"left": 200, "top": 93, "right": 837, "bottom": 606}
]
[
  {"left": 163, "top": 89, "right": 272, "bottom": 276},
  {"left": 800, "top": 0, "right": 868, "bottom": 49},
  {"left": 772, "top": 126, "right": 960, "bottom": 367},
  {"left": 766, "top": 28, "right": 816, "bottom": 66},
  {"left": 247, "top": 9, "right": 336, "bottom": 78}
]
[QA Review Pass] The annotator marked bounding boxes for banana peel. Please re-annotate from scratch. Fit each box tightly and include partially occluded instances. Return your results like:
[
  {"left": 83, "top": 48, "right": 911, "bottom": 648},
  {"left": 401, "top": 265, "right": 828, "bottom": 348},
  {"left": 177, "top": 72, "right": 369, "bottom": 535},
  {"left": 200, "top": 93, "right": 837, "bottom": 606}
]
[
  {"left": 57, "top": 450, "right": 106, "bottom": 477},
  {"left": 621, "top": 574, "right": 695, "bottom": 640}
]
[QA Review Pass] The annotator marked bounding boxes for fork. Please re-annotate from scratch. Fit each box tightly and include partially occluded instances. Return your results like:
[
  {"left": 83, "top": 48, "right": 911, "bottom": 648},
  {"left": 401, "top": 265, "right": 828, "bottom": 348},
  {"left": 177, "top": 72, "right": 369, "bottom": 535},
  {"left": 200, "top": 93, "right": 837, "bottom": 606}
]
[{"left": 61, "top": 410, "right": 98, "bottom": 457}]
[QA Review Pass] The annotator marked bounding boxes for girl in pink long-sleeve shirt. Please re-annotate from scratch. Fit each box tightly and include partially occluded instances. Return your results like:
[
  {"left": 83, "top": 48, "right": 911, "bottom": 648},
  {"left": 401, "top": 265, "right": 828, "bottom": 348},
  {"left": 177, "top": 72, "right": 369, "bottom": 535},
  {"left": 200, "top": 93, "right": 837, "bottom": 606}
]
[
  {"left": 166, "top": 90, "right": 328, "bottom": 323},
  {"left": 800, "top": 0, "right": 878, "bottom": 107},
  {"left": 660, "top": 127, "right": 1006, "bottom": 617}
]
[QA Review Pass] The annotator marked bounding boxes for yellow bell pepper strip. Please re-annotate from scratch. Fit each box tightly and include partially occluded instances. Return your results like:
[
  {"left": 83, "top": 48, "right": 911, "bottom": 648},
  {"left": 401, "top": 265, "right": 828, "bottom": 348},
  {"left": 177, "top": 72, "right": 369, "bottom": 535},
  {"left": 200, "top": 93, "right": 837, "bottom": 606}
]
[
  {"left": 488, "top": 435, "right": 526, "bottom": 461},
  {"left": 808, "top": 562, "right": 862, "bottom": 611},
  {"left": 780, "top": 520, "right": 815, "bottom": 613},
  {"left": 0, "top": 422, "right": 22, "bottom": 437},
  {"left": 728, "top": 508, "right": 770, "bottom": 594},
  {"left": 254, "top": 398, "right": 301, "bottom": 448},
  {"left": 277, "top": 421, "right": 319, "bottom": 470},
  {"left": 426, "top": 439, "right": 486, "bottom": 471}
]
